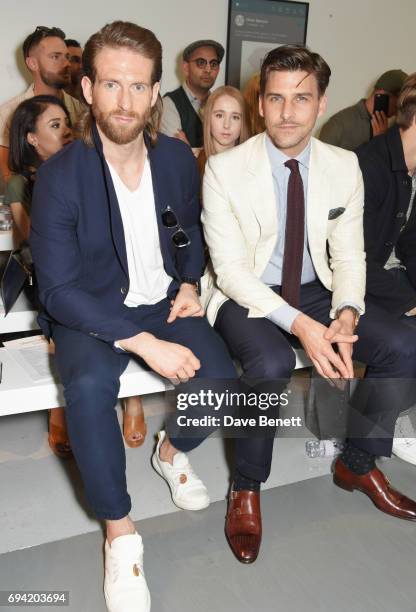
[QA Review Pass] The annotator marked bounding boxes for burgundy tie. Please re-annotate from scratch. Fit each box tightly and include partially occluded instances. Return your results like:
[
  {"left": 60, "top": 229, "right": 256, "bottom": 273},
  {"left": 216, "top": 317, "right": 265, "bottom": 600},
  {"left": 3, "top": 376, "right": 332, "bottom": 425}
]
[{"left": 281, "top": 159, "right": 305, "bottom": 309}]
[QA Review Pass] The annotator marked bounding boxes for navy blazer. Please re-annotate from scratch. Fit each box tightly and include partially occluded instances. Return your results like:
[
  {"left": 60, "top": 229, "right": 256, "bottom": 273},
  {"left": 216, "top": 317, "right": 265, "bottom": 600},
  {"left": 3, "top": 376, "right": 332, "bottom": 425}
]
[
  {"left": 356, "top": 125, "right": 416, "bottom": 316},
  {"left": 30, "top": 124, "right": 204, "bottom": 344}
]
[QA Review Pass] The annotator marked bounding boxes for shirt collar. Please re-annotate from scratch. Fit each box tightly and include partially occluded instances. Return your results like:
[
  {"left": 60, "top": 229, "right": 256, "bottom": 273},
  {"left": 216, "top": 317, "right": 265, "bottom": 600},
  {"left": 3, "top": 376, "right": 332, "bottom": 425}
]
[
  {"left": 182, "top": 81, "right": 201, "bottom": 104},
  {"left": 265, "top": 133, "right": 311, "bottom": 171}
]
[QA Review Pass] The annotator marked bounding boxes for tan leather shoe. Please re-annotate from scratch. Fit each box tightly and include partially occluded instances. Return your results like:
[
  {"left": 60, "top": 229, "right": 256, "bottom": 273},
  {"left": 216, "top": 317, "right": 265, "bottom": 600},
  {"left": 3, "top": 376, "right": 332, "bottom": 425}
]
[
  {"left": 225, "top": 489, "right": 262, "bottom": 564},
  {"left": 333, "top": 457, "right": 416, "bottom": 520},
  {"left": 48, "top": 408, "right": 72, "bottom": 459},
  {"left": 123, "top": 411, "right": 147, "bottom": 448},
  {"left": 123, "top": 398, "right": 147, "bottom": 448}
]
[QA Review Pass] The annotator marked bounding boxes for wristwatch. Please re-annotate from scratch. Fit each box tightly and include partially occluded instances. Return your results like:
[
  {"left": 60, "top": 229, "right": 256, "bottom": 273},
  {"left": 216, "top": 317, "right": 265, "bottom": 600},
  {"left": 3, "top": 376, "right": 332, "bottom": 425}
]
[{"left": 336, "top": 305, "right": 360, "bottom": 329}]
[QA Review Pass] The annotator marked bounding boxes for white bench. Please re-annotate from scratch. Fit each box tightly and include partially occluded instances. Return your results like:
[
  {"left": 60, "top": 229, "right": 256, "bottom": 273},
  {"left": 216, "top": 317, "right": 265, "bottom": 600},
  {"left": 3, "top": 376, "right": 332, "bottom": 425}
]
[
  {"left": 0, "top": 343, "right": 311, "bottom": 418},
  {"left": 0, "top": 346, "right": 170, "bottom": 417}
]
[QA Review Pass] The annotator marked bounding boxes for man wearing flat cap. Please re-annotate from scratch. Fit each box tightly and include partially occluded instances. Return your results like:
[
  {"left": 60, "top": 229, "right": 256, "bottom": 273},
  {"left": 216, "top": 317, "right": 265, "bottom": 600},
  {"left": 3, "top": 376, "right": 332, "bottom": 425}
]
[
  {"left": 161, "top": 39, "right": 224, "bottom": 150},
  {"left": 320, "top": 69, "right": 408, "bottom": 150}
]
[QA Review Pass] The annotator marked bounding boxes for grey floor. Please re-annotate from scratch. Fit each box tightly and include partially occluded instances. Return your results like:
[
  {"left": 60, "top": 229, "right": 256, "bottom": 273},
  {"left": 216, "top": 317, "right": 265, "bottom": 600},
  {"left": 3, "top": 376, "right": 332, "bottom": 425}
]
[
  {"left": 1, "top": 459, "right": 416, "bottom": 612},
  {"left": 2, "top": 372, "right": 416, "bottom": 611},
  {"left": 0, "top": 374, "right": 334, "bottom": 554}
]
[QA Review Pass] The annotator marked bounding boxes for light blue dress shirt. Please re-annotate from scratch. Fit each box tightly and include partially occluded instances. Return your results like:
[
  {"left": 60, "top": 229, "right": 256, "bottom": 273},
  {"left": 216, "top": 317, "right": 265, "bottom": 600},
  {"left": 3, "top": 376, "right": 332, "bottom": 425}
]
[{"left": 261, "top": 135, "right": 316, "bottom": 332}]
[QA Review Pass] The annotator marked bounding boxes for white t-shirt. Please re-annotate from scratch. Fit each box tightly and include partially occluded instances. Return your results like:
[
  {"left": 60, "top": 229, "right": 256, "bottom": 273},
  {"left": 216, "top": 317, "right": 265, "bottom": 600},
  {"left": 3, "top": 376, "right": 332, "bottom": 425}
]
[{"left": 108, "top": 157, "right": 172, "bottom": 307}]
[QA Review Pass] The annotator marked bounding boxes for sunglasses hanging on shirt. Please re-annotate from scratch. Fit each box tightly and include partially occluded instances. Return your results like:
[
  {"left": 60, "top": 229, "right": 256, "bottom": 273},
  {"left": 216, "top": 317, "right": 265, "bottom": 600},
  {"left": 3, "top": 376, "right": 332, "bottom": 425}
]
[{"left": 161, "top": 206, "right": 191, "bottom": 248}]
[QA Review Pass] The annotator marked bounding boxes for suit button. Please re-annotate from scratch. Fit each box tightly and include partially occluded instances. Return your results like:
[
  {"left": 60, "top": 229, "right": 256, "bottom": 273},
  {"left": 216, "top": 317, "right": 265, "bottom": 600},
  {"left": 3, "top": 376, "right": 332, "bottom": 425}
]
[
  {"left": 396, "top": 212, "right": 405, "bottom": 218},
  {"left": 120, "top": 287, "right": 127, "bottom": 295},
  {"left": 89, "top": 332, "right": 98, "bottom": 337},
  {"left": 384, "top": 241, "right": 393, "bottom": 247}
]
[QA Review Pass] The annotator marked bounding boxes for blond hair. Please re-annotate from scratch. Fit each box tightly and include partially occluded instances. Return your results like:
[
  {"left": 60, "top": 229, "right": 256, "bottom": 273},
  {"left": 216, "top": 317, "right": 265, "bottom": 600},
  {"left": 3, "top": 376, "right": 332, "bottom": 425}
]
[{"left": 202, "top": 86, "right": 250, "bottom": 158}]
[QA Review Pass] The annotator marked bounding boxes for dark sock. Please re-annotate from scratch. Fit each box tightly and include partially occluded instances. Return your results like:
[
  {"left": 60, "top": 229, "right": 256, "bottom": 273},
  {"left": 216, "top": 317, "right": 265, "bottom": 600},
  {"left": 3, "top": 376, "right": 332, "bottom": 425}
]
[
  {"left": 340, "top": 442, "right": 376, "bottom": 475},
  {"left": 233, "top": 469, "right": 261, "bottom": 492}
]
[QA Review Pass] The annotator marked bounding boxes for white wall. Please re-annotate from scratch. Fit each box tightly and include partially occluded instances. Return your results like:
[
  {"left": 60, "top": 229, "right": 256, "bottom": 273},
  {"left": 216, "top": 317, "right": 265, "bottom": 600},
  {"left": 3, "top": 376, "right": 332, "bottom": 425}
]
[{"left": 0, "top": 0, "right": 415, "bottom": 131}]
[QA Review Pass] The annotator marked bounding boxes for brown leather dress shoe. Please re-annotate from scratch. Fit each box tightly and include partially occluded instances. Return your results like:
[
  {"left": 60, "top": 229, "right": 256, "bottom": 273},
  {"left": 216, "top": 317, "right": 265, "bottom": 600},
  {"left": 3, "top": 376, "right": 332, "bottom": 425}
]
[
  {"left": 225, "top": 489, "right": 262, "bottom": 564},
  {"left": 333, "top": 457, "right": 416, "bottom": 521}
]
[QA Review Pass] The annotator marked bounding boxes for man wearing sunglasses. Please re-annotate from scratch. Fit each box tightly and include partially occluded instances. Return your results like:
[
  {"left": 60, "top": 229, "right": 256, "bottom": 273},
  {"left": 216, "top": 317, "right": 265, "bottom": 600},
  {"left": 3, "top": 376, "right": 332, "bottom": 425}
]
[
  {"left": 0, "top": 26, "right": 84, "bottom": 182},
  {"left": 161, "top": 39, "right": 224, "bottom": 151}
]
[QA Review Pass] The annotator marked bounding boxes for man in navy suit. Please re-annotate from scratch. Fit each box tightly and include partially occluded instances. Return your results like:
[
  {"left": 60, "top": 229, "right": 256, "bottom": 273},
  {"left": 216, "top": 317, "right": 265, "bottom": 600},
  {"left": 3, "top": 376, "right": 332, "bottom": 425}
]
[{"left": 30, "top": 21, "right": 235, "bottom": 612}]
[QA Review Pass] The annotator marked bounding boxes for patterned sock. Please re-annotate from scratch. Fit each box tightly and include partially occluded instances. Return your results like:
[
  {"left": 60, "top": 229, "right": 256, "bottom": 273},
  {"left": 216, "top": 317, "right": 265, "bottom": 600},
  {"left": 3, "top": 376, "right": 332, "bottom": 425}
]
[
  {"left": 233, "top": 469, "right": 261, "bottom": 492},
  {"left": 340, "top": 442, "right": 376, "bottom": 475}
]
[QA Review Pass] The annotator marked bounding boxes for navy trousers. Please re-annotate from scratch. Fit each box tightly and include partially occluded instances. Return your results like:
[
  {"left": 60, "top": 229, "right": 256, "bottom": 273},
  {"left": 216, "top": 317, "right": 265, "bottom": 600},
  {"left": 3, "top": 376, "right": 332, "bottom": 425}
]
[
  {"left": 53, "top": 298, "right": 236, "bottom": 520},
  {"left": 214, "top": 280, "right": 416, "bottom": 483}
]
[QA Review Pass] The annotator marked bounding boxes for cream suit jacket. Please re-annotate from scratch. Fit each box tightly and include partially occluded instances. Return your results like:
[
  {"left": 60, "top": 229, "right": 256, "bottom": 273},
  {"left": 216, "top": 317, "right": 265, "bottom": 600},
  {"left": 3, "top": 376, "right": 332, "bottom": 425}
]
[{"left": 201, "top": 132, "right": 366, "bottom": 326}]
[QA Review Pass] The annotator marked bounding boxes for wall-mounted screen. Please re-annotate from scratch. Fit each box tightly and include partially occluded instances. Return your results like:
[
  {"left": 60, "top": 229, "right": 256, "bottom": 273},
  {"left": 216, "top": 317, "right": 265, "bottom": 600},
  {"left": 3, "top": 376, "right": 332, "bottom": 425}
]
[{"left": 226, "top": 0, "right": 309, "bottom": 89}]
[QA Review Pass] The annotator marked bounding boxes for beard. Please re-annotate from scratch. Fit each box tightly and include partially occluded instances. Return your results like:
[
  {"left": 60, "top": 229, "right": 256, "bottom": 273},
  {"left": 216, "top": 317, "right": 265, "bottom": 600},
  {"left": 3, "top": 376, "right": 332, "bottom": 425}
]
[
  {"left": 92, "top": 103, "right": 150, "bottom": 145},
  {"left": 197, "top": 76, "right": 215, "bottom": 92},
  {"left": 40, "top": 67, "right": 70, "bottom": 89}
]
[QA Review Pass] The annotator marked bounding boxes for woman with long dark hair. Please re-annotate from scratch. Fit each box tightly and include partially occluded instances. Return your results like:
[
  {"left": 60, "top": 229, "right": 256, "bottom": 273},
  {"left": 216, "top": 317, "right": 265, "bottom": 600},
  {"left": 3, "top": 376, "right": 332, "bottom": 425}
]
[
  {"left": 7, "top": 95, "right": 73, "bottom": 241},
  {"left": 5, "top": 95, "right": 73, "bottom": 457}
]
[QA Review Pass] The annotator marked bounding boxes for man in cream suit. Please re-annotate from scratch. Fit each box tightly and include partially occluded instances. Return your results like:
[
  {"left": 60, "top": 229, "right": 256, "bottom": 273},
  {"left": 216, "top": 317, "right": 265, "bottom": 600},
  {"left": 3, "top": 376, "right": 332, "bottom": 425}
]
[{"left": 202, "top": 45, "right": 416, "bottom": 564}]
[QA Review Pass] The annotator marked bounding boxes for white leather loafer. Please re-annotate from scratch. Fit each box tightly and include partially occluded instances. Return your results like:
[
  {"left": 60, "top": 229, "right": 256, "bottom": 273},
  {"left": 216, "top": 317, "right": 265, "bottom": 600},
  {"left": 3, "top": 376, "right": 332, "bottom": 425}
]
[
  {"left": 104, "top": 532, "right": 151, "bottom": 612},
  {"left": 151, "top": 430, "right": 210, "bottom": 511}
]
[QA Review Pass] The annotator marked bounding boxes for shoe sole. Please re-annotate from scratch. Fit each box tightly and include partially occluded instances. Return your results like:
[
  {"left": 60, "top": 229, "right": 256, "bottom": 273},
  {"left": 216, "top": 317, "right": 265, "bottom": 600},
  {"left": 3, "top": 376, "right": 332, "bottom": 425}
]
[
  {"left": 151, "top": 454, "right": 210, "bottom": 511},
  {"left": 333, "top": 475, "right": 416, "bottom": 521}
]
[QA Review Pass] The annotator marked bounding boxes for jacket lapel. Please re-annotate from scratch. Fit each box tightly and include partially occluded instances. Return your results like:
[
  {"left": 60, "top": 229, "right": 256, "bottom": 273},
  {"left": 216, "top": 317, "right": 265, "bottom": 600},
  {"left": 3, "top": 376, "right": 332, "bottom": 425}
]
[
  {"left": 246, "top": 133, "right": 278, "bottom": 270},
  {"left": 146, "top": 137, "right": 178, "bottom": 279},
  {"left": 307, "top": 138, "right": 330, "bottom": 264},
  {"left": 92, "top": 123, "right": 129, "bottom": 278}
]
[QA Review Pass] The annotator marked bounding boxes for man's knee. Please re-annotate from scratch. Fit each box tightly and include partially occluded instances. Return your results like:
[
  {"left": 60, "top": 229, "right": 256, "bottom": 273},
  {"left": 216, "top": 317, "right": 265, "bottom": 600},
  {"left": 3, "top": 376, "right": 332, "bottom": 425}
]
[
  {"left": 64, "top": 370, "right": 120, "bottom": 408},
  {"left": 244, "top": 343, "right": 296, "bottom": 379},
  {"left": 174, "top": 318, "right": 237, "bottom": 378},
  {"left": 379, "top": 327, "right": 416, "bottom": 374}
]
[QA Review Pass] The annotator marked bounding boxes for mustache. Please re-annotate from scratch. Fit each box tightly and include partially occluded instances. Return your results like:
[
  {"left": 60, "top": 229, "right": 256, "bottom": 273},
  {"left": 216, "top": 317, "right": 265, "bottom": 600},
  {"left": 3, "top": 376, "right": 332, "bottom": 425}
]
[
  {"left": 274, "top": 121, "right": 301, "bottom": 127},
  {"left": 109, "top": 110, "right": 141, "bottom": 119}
]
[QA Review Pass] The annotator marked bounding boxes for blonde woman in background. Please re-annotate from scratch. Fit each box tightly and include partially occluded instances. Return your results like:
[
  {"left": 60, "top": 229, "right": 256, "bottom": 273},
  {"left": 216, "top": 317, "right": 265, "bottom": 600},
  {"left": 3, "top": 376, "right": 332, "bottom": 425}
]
[{"left": 198, "top": 85, "right": 250, "bottom": 178}]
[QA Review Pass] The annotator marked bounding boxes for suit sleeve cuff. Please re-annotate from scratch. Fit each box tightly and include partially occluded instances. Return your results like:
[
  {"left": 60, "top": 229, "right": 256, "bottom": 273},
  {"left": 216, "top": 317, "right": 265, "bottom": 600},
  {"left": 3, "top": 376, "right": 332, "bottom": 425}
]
[
  {"left": 265, "top": 304, "right": 301, "bottom": 334},
  {"left": 333, "top": 301, "right": 364, "bottom": 318}
]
